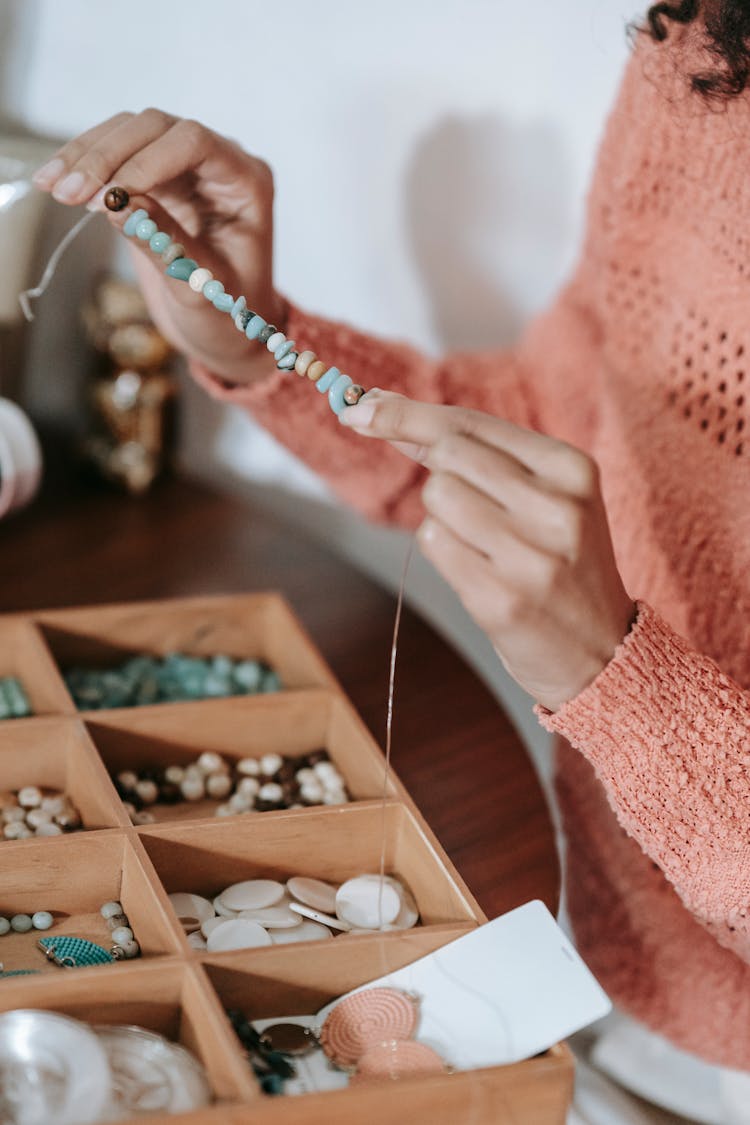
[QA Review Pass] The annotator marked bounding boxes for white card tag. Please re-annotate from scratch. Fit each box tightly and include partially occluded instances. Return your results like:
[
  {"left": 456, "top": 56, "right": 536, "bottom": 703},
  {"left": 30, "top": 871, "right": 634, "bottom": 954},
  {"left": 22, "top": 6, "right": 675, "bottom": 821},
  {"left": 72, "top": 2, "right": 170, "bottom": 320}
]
[{"left": 317, "top": 899, "right": 611, "bottom": 1068}]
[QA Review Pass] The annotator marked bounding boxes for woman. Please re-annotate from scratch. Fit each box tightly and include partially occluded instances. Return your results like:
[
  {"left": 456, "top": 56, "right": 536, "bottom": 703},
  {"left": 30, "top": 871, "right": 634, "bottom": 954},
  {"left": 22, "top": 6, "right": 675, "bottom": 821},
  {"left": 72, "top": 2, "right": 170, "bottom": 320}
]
[{"left": 32, "top": 4, "right": 750, "bottom": 1121}]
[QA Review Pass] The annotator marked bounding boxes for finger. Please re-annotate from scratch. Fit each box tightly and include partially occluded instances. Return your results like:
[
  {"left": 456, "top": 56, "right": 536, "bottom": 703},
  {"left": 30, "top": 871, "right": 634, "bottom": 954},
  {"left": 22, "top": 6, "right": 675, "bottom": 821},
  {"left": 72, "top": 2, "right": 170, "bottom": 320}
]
[
  {"left": 32, "top": 111, "right": 135, "bottom": 188},
  {"left": 340, "top": 392, "right": 594, "bottom": 496},
  {"left": 427, "top": 433, "right": 582, "bottom": 554},
  {"left": 422, "top": 472, "right": 557, "bottom": 591},
  {"left": 49, "top": 108, "right": 180, "bottom": 205},
  {"left": 416, "top": 517, "right": 517, "bottom": 633}
]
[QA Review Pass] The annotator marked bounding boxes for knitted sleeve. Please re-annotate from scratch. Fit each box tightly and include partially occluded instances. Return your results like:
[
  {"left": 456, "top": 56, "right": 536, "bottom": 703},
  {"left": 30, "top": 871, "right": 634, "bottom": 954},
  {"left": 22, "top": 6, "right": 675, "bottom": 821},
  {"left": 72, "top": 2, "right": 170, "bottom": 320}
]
[{"left": 537, "top": 602, "right": 750, "bottom": 963}]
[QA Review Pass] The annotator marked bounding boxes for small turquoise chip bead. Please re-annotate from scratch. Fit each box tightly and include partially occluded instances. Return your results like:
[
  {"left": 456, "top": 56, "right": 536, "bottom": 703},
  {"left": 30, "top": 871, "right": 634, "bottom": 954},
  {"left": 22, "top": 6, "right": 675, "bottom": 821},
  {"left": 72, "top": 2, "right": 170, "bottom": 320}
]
[
  {"left": 202, "top": 279, "right": 224, "bottom": 301},
  {"left": 123, "top": 208, "right": 148, "bottom": 237},
  {"left": 231, "top": 296, "right": 246, "bottom": 319},
  {"left": 316, "top": 366, "right": 340, "bottom": 393},
  {"left": 328, "top": 373, "right": 354, "bottom": 415},
  {"left": 149, "top": 231, "right": 171, "bottom": 254},
  {"left": 246, "top": 315, "right": 266, "bottom": 340},
  {"left": 135, "top": 218, "right": 158, "bottom": 241},
  {"left": 274, "top": 339, "right": 295, "bottom": 362},
  {"left": 166, "top": 257, "right": 198, "bottom": 281},
  {"left": 213, "top": 293, "right": 235, "bottom": 312}
]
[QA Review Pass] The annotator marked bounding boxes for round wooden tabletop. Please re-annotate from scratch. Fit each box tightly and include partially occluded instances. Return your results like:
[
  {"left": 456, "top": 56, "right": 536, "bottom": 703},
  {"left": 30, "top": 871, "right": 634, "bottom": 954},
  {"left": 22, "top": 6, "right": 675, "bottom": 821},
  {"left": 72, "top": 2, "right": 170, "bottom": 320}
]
[{"left": 0, "top": 445, "right": 559, "bottom": 920}]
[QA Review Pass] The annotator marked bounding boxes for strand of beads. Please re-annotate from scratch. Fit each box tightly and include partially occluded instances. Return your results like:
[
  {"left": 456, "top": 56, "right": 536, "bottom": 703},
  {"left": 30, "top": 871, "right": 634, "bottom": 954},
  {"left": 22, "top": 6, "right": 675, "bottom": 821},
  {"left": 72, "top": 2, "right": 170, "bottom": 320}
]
[{"left": 104, "top": 187, "right": 366, "bottom": 416}]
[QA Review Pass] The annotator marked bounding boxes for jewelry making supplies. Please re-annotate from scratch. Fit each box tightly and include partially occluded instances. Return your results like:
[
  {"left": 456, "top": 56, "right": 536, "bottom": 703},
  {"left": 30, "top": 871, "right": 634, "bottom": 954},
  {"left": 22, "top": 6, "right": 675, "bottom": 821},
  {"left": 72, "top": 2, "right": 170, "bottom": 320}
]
[
  {"left": 0, "top": 1009, "right": 111, "bottom": 1125},
  {"left": 105, "top": 188, "right": 367, "bottom": 415},
  {"left": 0, "top": 911, "right": 54, "bottom": 935},
  {"left": 2, "top": 787, "right": 82, "bottom": 840},
  {"left": 319, "top": 988, "right": 420, "bottom": 1068},
  {"left": 0, "top": 676, "right": 31, "bottom": 719},
  {"left": 100, "top": 900, "right": 141, "bottom": 960},
  {"left": 351, "top": 1040, "right": 448, "bottom": 1083},
  {"left": 38, "top": 936, "right": 115, "bottom": 968},
  {"left": 95, "top": 1025, "right": 211, "bottom": 1116}
]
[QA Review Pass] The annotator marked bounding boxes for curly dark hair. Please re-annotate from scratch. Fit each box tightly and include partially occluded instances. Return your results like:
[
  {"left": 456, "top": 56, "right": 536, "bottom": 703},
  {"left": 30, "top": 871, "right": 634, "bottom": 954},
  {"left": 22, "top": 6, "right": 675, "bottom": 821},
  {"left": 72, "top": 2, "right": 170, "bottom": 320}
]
[{"left": 644, "top": 1, "right": 750, "bottom": 99}]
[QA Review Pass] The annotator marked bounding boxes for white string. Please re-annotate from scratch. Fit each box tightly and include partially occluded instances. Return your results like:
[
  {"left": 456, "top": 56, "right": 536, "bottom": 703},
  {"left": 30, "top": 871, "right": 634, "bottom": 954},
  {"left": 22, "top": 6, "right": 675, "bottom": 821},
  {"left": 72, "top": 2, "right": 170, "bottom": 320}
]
[{"left": 18, "top": 210, "right": 96, "bottom": 322}]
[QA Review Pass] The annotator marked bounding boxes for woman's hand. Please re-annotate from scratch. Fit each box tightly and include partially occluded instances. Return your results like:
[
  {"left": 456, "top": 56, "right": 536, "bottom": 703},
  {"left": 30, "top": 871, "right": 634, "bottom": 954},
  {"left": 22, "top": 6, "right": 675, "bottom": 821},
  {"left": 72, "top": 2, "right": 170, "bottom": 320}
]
[
  {"left": 340, "top": 391, "right": 635, "bottom": 711},
  {"left": 33, "top": 109, "right": 285, "bottom": 384}
]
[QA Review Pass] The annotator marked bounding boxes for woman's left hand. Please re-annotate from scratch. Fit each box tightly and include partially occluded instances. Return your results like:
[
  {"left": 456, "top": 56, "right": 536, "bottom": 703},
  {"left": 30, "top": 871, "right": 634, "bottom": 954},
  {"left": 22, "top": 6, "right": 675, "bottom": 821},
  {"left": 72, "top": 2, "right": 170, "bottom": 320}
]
[{"left": 340, "top": 391, "right": 635, "bottom": 711}]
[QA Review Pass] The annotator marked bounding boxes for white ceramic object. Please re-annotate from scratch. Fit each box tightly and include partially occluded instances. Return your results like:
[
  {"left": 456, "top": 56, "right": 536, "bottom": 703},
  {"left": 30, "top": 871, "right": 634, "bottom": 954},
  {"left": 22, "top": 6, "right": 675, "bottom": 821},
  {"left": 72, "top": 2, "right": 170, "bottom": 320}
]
[
  {"left": 219, "top": 880, "right": 285, "bottom": 912},
  {"left": 335, "top": 875, "right": 402, "bottom": 930},
  {"left": 205, "top": 918, "right": 272, "bottom": 952},
  {"left": 286, "top": 876, "right": 338, "bottom": 915},
  {"left": 0, "top": 398, "right": 41, "bottom": 519},
  {"left": 269, "top": 920, "right": 333, "bottom": 944}
]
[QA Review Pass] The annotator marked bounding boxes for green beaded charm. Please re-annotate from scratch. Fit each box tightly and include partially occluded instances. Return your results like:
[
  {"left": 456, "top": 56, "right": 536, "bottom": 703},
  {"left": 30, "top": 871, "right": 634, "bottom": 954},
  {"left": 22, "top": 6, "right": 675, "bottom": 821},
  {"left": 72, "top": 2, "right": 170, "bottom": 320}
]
[{"left": 38, "top": 936, "right": 114, "bottom": 968}]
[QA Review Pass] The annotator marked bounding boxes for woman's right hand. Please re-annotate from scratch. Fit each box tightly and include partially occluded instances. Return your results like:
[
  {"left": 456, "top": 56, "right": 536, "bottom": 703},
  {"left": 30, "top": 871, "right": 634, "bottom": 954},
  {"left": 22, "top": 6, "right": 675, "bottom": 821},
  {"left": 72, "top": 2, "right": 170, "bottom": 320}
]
[{"left": 33, "top": 108, "right": 286, "bottom": 384}]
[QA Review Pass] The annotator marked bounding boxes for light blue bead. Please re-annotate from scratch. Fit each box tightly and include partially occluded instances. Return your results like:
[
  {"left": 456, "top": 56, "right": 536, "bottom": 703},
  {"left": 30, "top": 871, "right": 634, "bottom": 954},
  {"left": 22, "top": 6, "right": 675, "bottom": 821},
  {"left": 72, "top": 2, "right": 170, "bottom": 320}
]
[
  {"left": 149, "top": 231, "right": 170, "bottom": 254},
  {"left": 328, "top": 373, "right": 353, "bottom": 415},
  {"left": 246, "top": 315, "right": 266, "bottom": 340},
  {"left": 31, "top": 911, "right": 53, "bottom": 931},
  {"left": 123, "top": 208, "right": 148, "bottom": 237},
  {"left": 166, "top": 257, "right": 197, "bottom": 281},
  {"left": 231, "top": 296, "right": 246, "bottom": 319},
  {"left": 213, "top": 293, "right": 235, "bottom": 312},
  {"left": 316, "top": 366, "right": 340, "bottom": 393},
  {"left": 277, "top": 353, "right": 297, "bottom": 370},
  {"left": 135, "top": 218, "right": 158, "bottom": 241},
  {"left": 202, "top": 279, "right": 224, "bottom": 301},
  {"left": 274, "top": 339, "right": 295, "bottom": 362}
]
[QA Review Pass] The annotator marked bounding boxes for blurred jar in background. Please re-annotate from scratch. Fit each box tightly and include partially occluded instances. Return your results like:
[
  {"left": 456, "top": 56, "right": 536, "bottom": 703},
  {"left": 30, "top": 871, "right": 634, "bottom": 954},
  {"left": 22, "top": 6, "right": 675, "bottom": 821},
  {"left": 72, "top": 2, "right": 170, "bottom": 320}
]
[{"left": 81, "top": 277, "right": 178, "bottom": 495}]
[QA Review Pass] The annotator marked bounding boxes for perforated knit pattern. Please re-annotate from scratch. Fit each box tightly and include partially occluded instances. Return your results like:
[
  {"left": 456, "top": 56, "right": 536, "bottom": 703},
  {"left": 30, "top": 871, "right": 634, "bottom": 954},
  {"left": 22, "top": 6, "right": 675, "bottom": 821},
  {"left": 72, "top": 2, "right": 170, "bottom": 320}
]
[{"left": 192, "top": 29, "right": 750, "bottom": 1067}]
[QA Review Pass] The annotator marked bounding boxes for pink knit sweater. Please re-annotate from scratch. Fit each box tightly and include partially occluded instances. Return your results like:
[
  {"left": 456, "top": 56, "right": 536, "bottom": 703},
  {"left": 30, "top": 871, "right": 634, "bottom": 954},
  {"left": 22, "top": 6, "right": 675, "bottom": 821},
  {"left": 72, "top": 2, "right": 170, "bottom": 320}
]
[{"left": 193, "top": 30, "right": 750, "bottom": 1068}]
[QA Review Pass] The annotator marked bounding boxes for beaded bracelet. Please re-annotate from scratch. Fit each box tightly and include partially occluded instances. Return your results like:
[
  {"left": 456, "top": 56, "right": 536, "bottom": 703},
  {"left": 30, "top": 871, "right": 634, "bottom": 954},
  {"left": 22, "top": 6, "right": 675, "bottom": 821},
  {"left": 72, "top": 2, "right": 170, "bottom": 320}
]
[{"left": 103, "top": 186, "right": 366, "bottom": 415}]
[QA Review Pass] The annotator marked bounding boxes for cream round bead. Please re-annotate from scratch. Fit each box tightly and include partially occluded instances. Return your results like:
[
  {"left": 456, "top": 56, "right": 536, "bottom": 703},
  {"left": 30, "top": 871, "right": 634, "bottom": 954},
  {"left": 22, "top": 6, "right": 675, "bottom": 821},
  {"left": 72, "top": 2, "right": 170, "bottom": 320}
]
[
  {"left": 260, "top": 753, "right": 283, "bottom": 777},
  {"left": 266, "top": 331, "right": 286, "bottom": 353},
  {"left": 237, "top": 777, "right": 260, "bottom": 799},
  {"left": 307, "top": 360, "right": 327, "bottom": 383},
  {"left": 31, "top": 911, "right": 53, "bottom": 931},
  {"left": 17, "top": 787, "right": 42, "bottom": 809},
  {"left": 294, "top": 350, "right": 317, "bottom": 377},
  {"left": 206, "top": 772, "right": 232, "bottom": 799},
  {"left": 101, "top": 901, "right": 124, "bottom": 920},
  {"left": 197, "top": 752, "right": 225, "bottom": 775},
  {"left": 188, "top": 267, "right": 213, "bottom": 293},
  {"left": 111, "top": 925, "right": 134, "bottom": 946},
  {"left": 180, "top": 775, "right": 205, "bottom": 801}
]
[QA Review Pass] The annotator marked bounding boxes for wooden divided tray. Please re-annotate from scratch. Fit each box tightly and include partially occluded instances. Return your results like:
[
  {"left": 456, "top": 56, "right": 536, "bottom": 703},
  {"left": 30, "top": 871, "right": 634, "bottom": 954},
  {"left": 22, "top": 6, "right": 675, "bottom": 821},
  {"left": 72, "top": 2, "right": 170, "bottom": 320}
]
[{"left": 0, "top": 593, "right": 574, "bottom": 1124}]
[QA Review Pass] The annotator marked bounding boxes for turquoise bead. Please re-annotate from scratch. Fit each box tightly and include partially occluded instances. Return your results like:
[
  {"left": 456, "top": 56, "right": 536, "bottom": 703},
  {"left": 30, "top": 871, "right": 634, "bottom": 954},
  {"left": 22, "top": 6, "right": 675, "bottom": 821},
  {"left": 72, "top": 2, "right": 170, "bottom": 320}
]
[
  {"left": 166, "top": 257, "right": 198, "bottom": 281},
  {"left": 213, "top": 293, "right": 235, "bottom": 312},
  {"left": 246, "top": 315, "right": 266, "bottom": 340},
  {"left": 202, "top": 279, "right": 224, "bottom": 301},
  {"left": 316, "top": 366, "right": 340, "bottom": 393},
  {"left": 149, "top": 231, "right": 170, "bottom": 254},
  {"left": 328, "top": 373, "right": 353, "bottom": 415},
  {"left": 277, "top": 353, "right": 297, "bottom": 370},
  {"left": 231, "top": 296, "right": 246, "bottom": 319},
  {"left": 123, "top": 208, "right": 147, "bottom": 237},
  {"left": 135, "top": 218, "right": 157, "bottom": 241},
  {"left": 274, "top": 339, "right": 295, "bottom": 362}
]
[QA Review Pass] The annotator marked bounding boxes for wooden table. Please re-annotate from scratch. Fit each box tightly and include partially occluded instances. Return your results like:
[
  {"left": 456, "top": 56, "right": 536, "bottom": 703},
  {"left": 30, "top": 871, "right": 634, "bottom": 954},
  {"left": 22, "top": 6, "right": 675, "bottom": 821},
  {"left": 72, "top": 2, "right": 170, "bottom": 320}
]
[{"left": 0, "top": 442, "right": 559, "bottom": 921}]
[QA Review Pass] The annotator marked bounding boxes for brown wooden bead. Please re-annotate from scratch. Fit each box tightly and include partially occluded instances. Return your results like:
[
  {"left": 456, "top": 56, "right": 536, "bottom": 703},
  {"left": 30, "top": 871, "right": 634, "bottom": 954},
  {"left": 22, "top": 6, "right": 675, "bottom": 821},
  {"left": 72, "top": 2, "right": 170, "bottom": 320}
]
[
  {"left": 307, "top": 360, "right": 327, "bottom": 382},
  {"left": 104, "top": 186, "right": 130, "bottom": 212},
  {"left": 343, "top": 384, "right": 366, "bottom": 406}
]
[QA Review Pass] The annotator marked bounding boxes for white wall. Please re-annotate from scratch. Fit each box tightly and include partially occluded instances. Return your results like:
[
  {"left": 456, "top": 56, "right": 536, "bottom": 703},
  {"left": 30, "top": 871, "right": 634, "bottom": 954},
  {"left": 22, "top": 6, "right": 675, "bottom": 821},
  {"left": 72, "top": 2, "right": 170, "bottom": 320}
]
[{"left": 0, "top": 0, "right": 633, "bottom": 790}]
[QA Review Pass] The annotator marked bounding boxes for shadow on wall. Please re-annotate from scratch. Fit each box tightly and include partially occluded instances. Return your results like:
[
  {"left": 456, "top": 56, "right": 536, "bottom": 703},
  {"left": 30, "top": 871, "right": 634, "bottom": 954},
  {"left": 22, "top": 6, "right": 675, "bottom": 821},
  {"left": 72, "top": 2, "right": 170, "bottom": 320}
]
[
  {"left": 405, "top": 111, "right": 570, "bottom": 352},
  {"left": 0, "top": 0, "right": 40, "bottom": 129}
]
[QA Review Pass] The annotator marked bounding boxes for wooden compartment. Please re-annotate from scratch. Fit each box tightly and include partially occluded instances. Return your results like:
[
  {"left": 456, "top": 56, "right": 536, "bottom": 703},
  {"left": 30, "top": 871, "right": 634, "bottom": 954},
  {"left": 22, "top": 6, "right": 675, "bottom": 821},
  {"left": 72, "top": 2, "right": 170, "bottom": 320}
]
[
  {"left": 201, "top": 935, "right": 575, "bottom": 1125},
  {"left": 84, "top": 690, "right": 400, "bottom": 826},
  {"left": 34, "top": 594, "right": 337, "bottom": 707},
  {"left": 137, "top": 803, "right": 480, "bottom": 940},
  {"left": 0, "top": 831, "right": 183, "bottom": 974},
  {"left": 0, "top": 596, "right": 574, "bottom": 1125},
  {"left": 0, "top": 616, "right": 72, "bottom": 717},
  {"left": 0, "top": 716, "right": 127, "bottom": 831},
  {"left": 0, "top": 959, "right": 256, "bottom": 1105}
]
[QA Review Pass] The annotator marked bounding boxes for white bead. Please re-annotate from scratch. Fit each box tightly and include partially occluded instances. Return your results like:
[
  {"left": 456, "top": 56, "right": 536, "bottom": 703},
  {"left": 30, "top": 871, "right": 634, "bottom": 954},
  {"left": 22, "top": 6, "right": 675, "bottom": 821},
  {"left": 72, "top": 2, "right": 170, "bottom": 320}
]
[
  {"left": 294, "top": 768, "right": 316, "bottom": 786},
  {"left": 132, "top": 811, "right": 156, "bottom": 825},
  {"left": 2, "top": 806, "right": 25, "bottom": 823},
  {"left": 206, "top": 918, "right": 272, "bottom": 952},
  {"left": 17, "top": 787, "right": 42, "bottom": 809},
  {"left": 260, "top": 753, "right": 283, "bottom": 777},
  {"left": 134, "top": 779, "right": 159, "bottom": 805},
  {"left": 206, "top": 772, "right": 232, "bottom": 799},
  {"left": 163, "top": 765, "right": 184, "bottom": 785},
  {"left": 189, "top": 267, "right": 213, "bottom": 292},
  {"left": 214, "top": 803, "right": 233, "bottom": 817},
  {"left": 299, "top": 782, "right": 324, "bottom": 804},
  {"left": 31, "top": 911, "right": 53, "bottom": 930},
  {"left": 40, "top": 795, "right": 66, "bottom": 816},
  {"left": 35, "top": 822, "right": 62, "bottom": 837},
  {"left": 236, "top": 758, "right": 260, "bottom": 777},
  {"left": 266, "top": 331, "right": 285, "bottom": 353},
  {"left": 111, "top": 925, "right": 134, "bottom": 945},
  {"left": 4, "top": 822, "right": 31, "bottom": 839},
  {"left": 10, "top": 914, "right": 32, "bottom": 933},
  {"left": 0, "top": 917, "right": 10, "bottom": 935},
  {"left": 183, "top": 764, "right": 203, "bottom": 782},
  {"left": 180, "top": 776, "right": 205, "bottom": 802},
  {"left": 25, "top": 809, "right": 52, "bottom": 828},
  {"left": 286, "top": 876, "right": 338, "bottom": 915},
  {"left": 101, "top": 901, "right": 124, "bottom": 920},
  {"left": 237, "top": 777, "right": 259, "bottom": 799},
  {"left": 220, "top": 880, "right": 285, "bottom": 912},
  {"left": 335, "top": 875, "right": 402, "bottom": 929},
  {"left": 197, "top": 752, "right": 225, "bottom": 775},
  {"left": 117, "top": 938, "right": 140, "bottom": 959},
  {"left": 322, "top": 791, "right": 347, "bottom": 805},
  {"left": 116, "top": 770, "right": 139, "bottom": 791},
  {"left": 228, "top": 792, "right": 252, "bottom": 813},
  {"left": 313, "top": 761, "right": 337, "bottom": 779},
  {"left": 258, "top": 782, "right": 283, "bottom": 803}
]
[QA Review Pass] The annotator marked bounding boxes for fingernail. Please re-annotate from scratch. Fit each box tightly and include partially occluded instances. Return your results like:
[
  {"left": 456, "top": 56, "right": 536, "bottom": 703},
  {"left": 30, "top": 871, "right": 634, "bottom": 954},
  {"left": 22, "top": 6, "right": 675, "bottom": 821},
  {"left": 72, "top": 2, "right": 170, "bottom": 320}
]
[
  {"left": 32, "top": 157, "right": 64, "bottom": 187},
  {"left": 339, "top": 401, "right": 375, "bottom": 428},
  {"left": 85, "top": 187, "right": 107, "bottom": 212},
  {"left": 418, "top": 518, "right": 437, "bottom": 543},
  {"left": 52, "top": 171, "right": 86, "bottom": 202}
]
